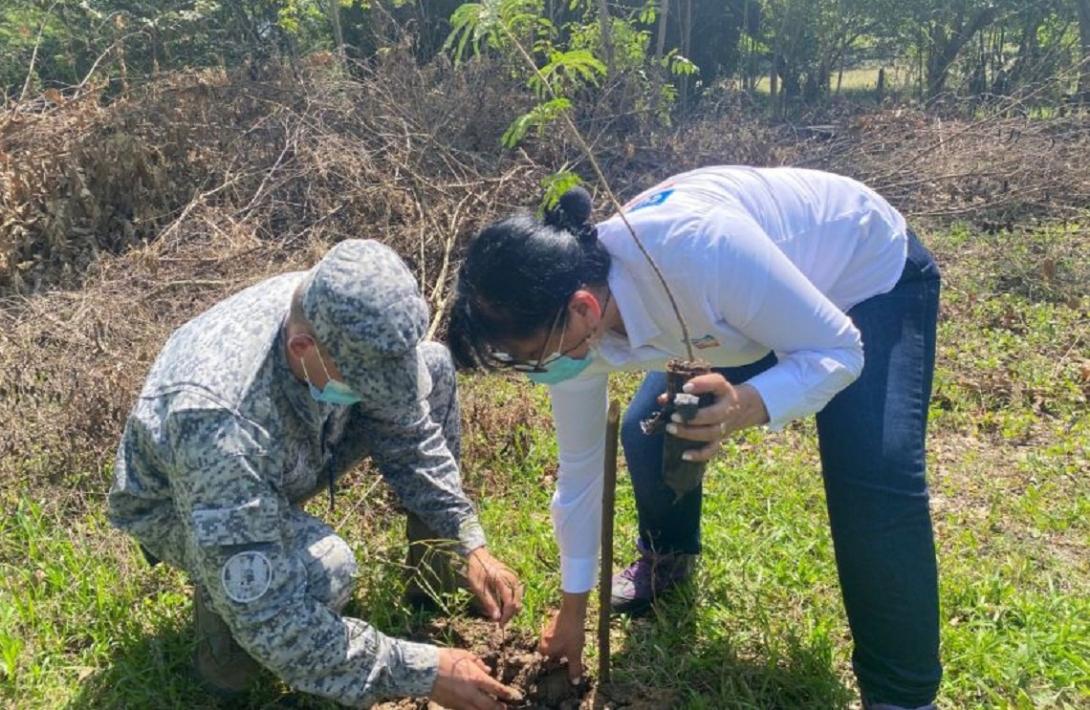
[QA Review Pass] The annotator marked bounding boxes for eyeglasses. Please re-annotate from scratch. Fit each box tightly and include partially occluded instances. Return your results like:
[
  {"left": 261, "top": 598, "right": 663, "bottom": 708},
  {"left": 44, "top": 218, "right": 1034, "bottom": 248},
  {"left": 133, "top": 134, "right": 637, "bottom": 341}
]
[
  {"left": 493, "top": 290, "right": 608, "bottom": 373},
  {"left": 491, "top": 305, "right": 567, "bottom": 373}
]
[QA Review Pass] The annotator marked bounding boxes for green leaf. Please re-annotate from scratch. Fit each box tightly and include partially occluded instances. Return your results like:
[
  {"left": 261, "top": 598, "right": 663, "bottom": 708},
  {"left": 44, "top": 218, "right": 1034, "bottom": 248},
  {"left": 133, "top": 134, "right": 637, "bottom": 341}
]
[
  {"left": 500, "top": 97, "right": 572, "bottom": 148},
  {"left": 444, "top": 3, "right": 486, "bottom": 64},
  {"left": 528, "top": 48, "right": 606, "bottom": 97},
  {"left": 540, "top": 170, "right": 584, "bottom": 212},
  {"left": 669, "top": 53, "right": 699, "bottom": 77}
]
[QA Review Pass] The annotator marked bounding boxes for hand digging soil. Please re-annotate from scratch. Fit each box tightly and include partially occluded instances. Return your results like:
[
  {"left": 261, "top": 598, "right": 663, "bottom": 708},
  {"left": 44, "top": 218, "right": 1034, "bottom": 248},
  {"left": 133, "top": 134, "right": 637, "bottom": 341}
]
[{"left": 371, "top": 618, "right": 676, "bottom": 709}]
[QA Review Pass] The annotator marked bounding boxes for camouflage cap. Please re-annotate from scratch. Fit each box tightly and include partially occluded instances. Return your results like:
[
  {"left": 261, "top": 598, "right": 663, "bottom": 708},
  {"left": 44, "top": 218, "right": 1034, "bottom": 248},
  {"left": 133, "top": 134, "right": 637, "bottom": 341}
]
[{"left": 299, "top": 239, "right": 431, "bottom": 411}]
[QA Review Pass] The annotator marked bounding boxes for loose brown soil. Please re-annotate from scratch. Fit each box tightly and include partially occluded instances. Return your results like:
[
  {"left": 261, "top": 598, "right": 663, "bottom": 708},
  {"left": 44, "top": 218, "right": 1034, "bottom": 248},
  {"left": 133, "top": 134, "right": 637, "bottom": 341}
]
[{"left": 373, "top": 619, "right": 677, "bottom": 710}]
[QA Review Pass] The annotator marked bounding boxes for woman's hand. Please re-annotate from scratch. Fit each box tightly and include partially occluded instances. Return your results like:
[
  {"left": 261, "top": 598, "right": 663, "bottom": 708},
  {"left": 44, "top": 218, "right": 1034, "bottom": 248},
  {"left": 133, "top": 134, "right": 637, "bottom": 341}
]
[
  {"left": 538, "top": 593, "right": 588, "bottom": 683},
  {"left": 660, "top": 374, "right": 769, "bottom": 462},
  {"left": 465, "top": 547, "right": 524, "bottom": 625}
]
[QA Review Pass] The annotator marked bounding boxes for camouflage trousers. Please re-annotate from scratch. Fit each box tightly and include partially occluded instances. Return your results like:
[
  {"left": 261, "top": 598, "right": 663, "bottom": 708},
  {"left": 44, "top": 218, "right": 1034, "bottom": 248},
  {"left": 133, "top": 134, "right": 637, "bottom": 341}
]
[{"left": 194, "top": 506, "right": 461, "bottom": 616}]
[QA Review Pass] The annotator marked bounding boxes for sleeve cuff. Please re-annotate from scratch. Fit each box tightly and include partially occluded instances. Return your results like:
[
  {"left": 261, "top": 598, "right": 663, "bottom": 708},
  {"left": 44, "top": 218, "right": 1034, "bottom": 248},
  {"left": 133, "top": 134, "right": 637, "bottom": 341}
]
[
  {"left": 457, "top": 515, "right": 487, "bottom": 555},
  {"left": 387, "top": 638, "right": 441, "bottom": 699},
  {"left": 745, "top": 367, "right": 795, "bottom": 432},
  {"left": 560, "top": 555, "right": 597, "bottom": 594}
]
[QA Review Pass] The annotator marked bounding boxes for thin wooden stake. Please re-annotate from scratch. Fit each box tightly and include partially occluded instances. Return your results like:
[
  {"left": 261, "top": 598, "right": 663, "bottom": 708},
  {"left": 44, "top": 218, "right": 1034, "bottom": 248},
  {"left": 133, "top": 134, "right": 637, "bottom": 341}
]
[{"left": 598, "top": 400, "right": 621, "bottom": 685}]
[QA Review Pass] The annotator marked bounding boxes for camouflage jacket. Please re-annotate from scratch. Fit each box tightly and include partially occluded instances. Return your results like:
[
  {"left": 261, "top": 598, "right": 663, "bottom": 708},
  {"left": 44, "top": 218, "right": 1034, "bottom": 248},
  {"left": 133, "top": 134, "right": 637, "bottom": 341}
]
[{"left": 108, "top": 270, "right": 485, "bottom": 706}]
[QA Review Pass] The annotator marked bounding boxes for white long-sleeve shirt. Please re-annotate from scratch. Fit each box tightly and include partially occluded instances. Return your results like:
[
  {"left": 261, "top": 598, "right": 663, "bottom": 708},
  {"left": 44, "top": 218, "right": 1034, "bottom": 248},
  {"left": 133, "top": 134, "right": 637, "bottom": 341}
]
[{"left": 549, "top": 166, "right": 909, "bottom": 593}]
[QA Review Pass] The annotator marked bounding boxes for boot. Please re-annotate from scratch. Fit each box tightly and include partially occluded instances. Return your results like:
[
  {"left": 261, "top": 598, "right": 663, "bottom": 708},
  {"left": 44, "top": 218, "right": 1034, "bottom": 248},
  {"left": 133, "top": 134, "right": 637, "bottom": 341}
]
[
  {"left": 610, "top": 540, "right": 696, "bottom": 617},
  {"left": 193, "top": 584, "right": 261, "bottom": 697}
]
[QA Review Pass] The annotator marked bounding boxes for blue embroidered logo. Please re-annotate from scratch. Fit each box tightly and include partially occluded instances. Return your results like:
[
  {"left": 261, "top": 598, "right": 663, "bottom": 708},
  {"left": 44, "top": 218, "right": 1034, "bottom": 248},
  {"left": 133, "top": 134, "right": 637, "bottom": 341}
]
[{"left": 629, "top": 188, "right": 674, "bottom": 212}]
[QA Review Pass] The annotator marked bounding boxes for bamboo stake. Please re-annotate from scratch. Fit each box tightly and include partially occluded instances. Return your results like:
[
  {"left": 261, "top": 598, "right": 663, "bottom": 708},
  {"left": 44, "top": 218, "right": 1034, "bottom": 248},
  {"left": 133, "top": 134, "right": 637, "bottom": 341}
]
[{"left": 598, "top": 400, "right": 621, "bottom": 684}]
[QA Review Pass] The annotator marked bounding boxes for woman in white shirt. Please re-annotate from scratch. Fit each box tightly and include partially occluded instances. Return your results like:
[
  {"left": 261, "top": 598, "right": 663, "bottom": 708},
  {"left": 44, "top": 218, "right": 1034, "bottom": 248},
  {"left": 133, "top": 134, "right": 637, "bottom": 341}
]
[{"left": 448, "top": 166, "right": 942, "bottom": 710}]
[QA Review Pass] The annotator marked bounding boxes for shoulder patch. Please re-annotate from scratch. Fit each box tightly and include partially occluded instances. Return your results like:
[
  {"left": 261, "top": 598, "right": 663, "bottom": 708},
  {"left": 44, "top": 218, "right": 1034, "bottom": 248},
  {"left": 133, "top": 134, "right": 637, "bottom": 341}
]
[{"left": 220, "top": 550, "right": 273, "bottom": 603}]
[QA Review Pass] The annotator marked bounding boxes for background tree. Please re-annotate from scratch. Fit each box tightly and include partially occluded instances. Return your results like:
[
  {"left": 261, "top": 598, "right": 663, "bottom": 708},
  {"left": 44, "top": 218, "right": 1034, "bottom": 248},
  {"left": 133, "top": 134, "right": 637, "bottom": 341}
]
[
  {"left": 1077, "top": 0, "right": 1090, "bottom": 98},
  {"left": 5, "top": 0, "right": 1090, "bottom": 113},
  {"left": 912, "top": 0, "right": 1002, "bottom": 99}
]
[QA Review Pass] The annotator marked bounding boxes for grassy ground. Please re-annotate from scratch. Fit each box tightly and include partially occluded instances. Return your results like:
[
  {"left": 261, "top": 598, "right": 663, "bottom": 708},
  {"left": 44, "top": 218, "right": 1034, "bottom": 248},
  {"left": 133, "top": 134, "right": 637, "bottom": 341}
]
[{"left": 1, "top": 221, "right": 1088, "bottom": 708}]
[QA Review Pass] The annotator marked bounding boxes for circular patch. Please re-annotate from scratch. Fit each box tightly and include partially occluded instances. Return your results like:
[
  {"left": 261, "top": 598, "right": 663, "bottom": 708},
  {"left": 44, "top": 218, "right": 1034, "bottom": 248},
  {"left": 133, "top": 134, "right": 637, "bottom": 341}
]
[{"left": 220, "top": 550, "right": 273, "bottom": 603}]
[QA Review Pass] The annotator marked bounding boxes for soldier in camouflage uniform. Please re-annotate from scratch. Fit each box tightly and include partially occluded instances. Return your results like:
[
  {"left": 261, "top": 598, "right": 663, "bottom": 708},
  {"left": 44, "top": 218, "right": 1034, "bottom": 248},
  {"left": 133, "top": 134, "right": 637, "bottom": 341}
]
[{"left": 108, "top": 240, "right": 523, "bottom": 709}]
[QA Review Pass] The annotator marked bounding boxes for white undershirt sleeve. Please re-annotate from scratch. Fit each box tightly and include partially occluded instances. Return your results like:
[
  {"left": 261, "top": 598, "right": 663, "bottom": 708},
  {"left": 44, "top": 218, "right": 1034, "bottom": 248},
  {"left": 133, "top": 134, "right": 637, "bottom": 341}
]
[
  {"left": 547, "top": 373, "right": 609, "bottom": 593},
  {"left": 707, "top": 210, "right": 864, "bottom": 430}
]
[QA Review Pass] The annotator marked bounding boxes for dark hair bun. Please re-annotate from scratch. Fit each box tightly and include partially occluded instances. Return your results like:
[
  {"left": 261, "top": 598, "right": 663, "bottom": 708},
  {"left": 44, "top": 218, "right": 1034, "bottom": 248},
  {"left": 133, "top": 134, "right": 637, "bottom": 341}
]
[
  {"left": 544, "top": 186, "right": 594, "bottom": 243},
  {"left": 556, "top": 186, "right": 593, "bottom": 226}
]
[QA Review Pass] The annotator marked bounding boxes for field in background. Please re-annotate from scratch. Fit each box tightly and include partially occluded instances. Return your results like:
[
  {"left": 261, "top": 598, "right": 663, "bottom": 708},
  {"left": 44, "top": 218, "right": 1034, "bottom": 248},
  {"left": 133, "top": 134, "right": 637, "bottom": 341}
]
[
  {"left": 1, "top": 219, "right": 1087, "bottom": 708},
  {"left": 749, "top": 64, "right": 919, "bottom": 96}
]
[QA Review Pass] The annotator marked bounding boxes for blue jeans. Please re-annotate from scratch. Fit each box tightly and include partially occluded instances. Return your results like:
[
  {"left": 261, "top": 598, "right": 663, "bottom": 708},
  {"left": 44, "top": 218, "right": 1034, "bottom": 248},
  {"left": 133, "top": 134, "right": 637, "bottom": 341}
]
[{"left": 619, "top": 232, "right": 942, "bottom": 707}]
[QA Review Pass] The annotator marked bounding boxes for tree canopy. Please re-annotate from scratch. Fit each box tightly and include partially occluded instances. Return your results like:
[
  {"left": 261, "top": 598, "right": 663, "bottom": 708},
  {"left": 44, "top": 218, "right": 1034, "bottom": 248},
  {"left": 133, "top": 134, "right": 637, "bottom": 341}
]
[{"left": 4, "top": 0, "right": 1090, "bottom": 111}]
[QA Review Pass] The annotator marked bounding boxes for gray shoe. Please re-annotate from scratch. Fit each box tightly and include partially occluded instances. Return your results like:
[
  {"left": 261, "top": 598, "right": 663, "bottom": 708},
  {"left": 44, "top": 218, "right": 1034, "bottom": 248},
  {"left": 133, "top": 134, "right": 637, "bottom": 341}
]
[
  {"left": 610, "top": 541, "right": 695, "bottom": 616},
  {"left": 193, "top": 584, "right": 261, "bottom": 697}
]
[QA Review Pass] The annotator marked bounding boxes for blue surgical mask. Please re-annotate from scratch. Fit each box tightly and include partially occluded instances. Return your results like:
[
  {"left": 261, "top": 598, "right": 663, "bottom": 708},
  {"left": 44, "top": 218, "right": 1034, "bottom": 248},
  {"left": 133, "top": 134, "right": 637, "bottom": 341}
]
[
  {"left": 308, "top": 379, "right": 363, "bottom": 406},
  {"left": 527, "top": 354, "right": 593, "bottom": 385},
  {"left": 301, "top": 350, "right": 362, "bottom": 406}
]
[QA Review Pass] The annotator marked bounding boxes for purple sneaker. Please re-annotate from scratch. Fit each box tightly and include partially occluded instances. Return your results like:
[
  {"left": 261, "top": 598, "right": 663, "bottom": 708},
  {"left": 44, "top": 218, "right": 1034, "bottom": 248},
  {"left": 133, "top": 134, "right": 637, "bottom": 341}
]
[{"left": 610, "top": 542, "right": 696, "bottom": 616}]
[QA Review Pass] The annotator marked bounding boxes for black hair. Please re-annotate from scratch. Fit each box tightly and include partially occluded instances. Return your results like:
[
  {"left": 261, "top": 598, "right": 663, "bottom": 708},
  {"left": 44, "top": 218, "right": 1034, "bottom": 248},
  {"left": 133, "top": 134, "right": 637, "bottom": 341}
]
[{"left": 448, "top": 186, "right": 612, "bottom": 370}]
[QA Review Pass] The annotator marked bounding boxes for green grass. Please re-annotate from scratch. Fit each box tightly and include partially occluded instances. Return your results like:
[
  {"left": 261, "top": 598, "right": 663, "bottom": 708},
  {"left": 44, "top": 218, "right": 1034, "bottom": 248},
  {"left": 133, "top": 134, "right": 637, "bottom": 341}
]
[{"left": 1, "top": 222, "right": 1088, "bottom": 708}]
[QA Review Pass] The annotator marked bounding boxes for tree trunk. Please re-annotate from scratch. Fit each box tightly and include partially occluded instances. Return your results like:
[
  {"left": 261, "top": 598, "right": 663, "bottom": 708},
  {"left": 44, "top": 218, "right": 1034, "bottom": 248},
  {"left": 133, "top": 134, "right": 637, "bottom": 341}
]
[
  {"left": 655, "top": 0, "right": 669, "bottom": 62},
  {"left": 926, "top": 6, "right": 998, "bottom": 98},
  {"left": 115, "top": 18, "right": 128, "bottom": 93},
  {"left": 917, "top": 31, "right": 926, "bottom": 100},
  {"left": 596, "top": 0, "right": 615, "bottom": 75},
  {"left": 652, "top": 0, "right": 670, "bottom": 114},
  {"left": 680, "top": 0, "right": 692, "bottom": 110},
  {"left": 993, "top": 25, "right": 1005, "bottom": 84},
  {"left": 1077, "top": 0, "right": 1090, "bottom": 98},
  {"left": 770, "top": 4, "right": 792, "bottom": 119},
  {"left": 1010, "top": 9, "right": 1041, "bottom": 86},
  {"left": 742, "top": 0, "right": 753, "bottom": 91},
  {"left": 769, "top": 50, "right": 779, "bottom": 117},
  {"left": 748, "top": 36, "right": 757, "bottom": 92},
  {"left": 328, "top": 0, "right": 345, "bottom": 60}
]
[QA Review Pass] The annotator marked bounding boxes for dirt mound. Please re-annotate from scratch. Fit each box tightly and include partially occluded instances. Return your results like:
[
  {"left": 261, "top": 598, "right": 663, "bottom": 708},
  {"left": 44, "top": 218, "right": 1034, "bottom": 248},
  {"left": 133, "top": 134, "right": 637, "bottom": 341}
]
[{"left": 373, "top": 619, "right": 677, "bottom": 710}]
